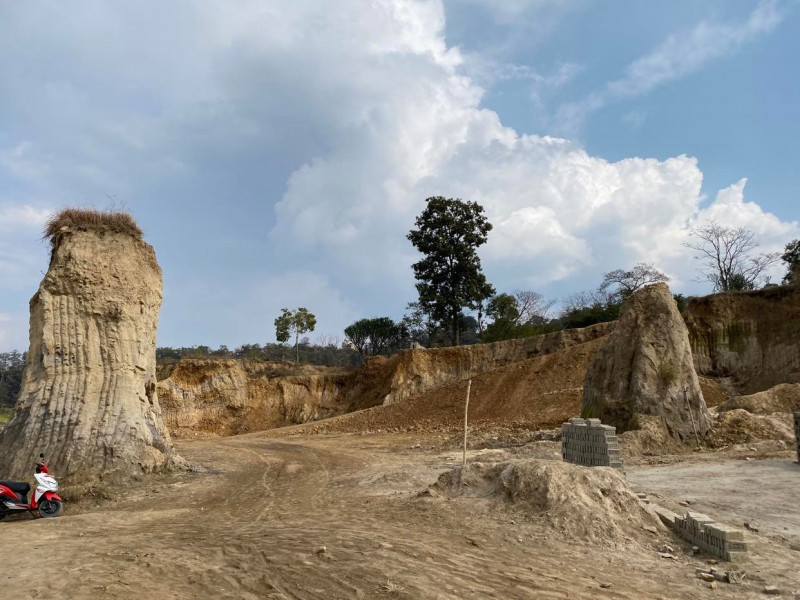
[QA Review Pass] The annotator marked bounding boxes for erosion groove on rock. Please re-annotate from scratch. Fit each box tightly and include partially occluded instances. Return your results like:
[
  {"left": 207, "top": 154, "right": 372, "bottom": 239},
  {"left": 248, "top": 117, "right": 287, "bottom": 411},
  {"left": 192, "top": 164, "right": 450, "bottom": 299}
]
[
  {"left": 583, "top": 283, "right": 711, "bottom": 440},
  {"left": 684, "top": 287, "right": 800, "bottom": 394},
  {"left": 0, "top": 217, "right": 182, "bottom": 481}
]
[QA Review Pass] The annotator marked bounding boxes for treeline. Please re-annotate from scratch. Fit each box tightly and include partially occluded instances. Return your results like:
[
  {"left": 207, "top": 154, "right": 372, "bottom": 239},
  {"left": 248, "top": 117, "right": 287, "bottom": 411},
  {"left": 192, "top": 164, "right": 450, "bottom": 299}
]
[
  {"left": 343, "top": 263, "right": 686, "bottom": 355},
  {"left": 156, "top": 340, "right": 363, "bottom": 368},
  {"left": 0, "top": 351, "right": 25, "bottom": 407}
]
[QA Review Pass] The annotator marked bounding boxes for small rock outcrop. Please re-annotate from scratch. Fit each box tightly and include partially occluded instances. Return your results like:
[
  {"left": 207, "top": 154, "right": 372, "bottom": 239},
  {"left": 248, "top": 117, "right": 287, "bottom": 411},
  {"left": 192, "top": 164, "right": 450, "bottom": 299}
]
[
  {"left": 0, "top": 210, "right": 182, "bottom": 482},
  {"left": 583, "top": 283, "right": 711, "bottom": 440}
]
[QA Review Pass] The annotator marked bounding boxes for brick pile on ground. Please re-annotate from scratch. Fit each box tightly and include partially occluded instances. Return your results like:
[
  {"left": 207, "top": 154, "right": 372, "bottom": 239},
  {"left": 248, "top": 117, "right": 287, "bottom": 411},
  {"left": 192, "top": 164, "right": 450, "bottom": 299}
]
[
  {"left": 653, "top": 508, "right": 748, "bottom": 561},
  {"left": 561, "top": 417, "right": 623, "bottom": 471}
]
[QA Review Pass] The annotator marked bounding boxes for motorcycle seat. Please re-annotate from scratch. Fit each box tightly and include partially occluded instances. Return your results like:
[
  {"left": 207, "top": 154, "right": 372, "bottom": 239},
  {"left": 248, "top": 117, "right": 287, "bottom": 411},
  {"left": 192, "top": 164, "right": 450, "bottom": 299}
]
[{"left": 0, "top": 480, "right": 30, "bottom": 496}]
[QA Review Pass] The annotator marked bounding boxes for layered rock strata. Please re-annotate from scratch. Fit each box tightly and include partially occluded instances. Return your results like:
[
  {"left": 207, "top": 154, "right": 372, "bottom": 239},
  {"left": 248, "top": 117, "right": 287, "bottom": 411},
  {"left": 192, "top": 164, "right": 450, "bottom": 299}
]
[
  {"left": 0, "top": 215, "right": 181, "bottom": 481},
  {"left": 583, "top": 283, "right": 711, "bottom": 440}
]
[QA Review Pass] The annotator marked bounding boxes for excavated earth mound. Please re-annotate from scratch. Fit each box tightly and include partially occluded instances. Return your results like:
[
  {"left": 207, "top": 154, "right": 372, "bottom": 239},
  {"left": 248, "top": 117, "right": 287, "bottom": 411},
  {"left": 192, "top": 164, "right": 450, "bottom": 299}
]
[
  {"left": 717, "top": 383, "right": 800, "bottom": 415},
  {"left": 294, "top": 336, "right": 604, "bottom": 435},
  {"left": 431, "top": 459, "right": 663, "bottom": 544},
  {"left": 709, "top": 408, "right": 795, "bottom": 447}
]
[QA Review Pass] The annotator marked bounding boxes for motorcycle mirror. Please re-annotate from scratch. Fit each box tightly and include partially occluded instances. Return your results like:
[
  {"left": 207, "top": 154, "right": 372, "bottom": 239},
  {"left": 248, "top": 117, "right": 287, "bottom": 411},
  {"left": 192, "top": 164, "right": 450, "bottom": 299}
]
[{"left": 39, "top": 453, "right": 44, "bottom": 459}]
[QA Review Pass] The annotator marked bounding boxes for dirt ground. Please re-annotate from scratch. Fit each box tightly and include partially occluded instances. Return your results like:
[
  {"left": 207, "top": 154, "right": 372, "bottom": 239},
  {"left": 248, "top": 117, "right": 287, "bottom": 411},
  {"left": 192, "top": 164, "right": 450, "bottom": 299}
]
[
  {"left": 629, "top": 458, "right": 800, "bottom": 545},
  {"left": 3, "top": 431, "right": 799, "bottom": 599}
]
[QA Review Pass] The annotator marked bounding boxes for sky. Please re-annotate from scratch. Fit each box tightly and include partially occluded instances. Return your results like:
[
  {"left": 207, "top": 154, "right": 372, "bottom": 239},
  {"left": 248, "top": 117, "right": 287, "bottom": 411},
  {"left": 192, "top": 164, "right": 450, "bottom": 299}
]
[{"left": 0, "top": 0, "right": 798, "bottom": 351}]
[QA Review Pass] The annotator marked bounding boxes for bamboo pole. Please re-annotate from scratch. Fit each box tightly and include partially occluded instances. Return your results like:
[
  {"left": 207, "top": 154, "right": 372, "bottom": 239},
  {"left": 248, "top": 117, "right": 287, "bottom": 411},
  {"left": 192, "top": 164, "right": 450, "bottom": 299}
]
[
  {"left": 685, "top": 387, "right": 700, "bottom": 445},
  {"left": 463, "top": 379, "right": 472, "bottom": 467}
]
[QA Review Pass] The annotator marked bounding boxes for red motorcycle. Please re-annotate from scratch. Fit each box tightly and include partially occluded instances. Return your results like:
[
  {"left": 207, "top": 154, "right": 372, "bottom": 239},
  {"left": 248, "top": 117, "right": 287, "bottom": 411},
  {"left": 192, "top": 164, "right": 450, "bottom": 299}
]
[{"left": 0, "top": 454, "right": 63, "bottom": 520}]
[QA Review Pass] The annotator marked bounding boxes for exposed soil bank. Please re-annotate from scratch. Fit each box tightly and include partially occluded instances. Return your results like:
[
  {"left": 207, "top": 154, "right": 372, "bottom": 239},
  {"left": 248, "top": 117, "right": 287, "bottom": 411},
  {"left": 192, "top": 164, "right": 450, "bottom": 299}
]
[
  {"left": 159, "top": 323, "right": 613, "bottom": 438},
  {"left": 685, "top": 286, "right": 800, "bottom": 394}
]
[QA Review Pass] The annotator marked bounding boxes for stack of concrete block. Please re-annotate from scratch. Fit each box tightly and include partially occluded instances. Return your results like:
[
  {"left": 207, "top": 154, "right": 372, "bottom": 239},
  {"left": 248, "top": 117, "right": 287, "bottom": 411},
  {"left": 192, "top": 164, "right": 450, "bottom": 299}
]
[
  {"left": 794, "top": 412, "right": 800, "bottom": 462},
  {"left": 673, "top": 512, "right": 748, "bottom": 561},
  {"left": 561, "top": 417, "right": 623, "bottom": 471}
]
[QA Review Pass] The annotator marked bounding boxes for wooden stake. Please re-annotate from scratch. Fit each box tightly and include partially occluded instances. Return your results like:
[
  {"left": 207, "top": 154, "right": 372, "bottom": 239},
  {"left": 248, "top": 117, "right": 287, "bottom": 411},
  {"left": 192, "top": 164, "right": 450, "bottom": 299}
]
[
  {"left": 463, "top": 379, "right": 472, "bottom": 467},
  {"left": 685, "top": 387, "right": 700, "bottom": 446}
]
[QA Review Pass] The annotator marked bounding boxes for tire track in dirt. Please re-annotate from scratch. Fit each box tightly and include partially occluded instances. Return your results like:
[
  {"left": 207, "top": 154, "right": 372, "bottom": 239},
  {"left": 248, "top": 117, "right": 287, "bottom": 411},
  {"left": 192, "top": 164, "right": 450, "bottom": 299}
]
[{"left": 3, "top": 432, "right": 797, "bottom": 599}]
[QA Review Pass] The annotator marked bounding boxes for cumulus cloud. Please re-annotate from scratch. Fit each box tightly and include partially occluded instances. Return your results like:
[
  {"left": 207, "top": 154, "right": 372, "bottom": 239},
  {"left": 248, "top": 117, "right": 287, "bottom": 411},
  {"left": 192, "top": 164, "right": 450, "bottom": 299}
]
[{"left": 0, "top": 0, "right": 795, "bottom": 351}]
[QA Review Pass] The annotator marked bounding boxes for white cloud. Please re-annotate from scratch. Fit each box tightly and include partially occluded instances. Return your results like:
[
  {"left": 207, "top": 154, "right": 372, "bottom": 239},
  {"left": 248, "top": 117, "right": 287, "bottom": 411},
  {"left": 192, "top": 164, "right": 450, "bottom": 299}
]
[
  {"left": 0, "top": 204, "right": 51, "bottom": 230},
  {"left": 556, "top": 0, "right": 783, "bottom": 133},
  {"left": 0, "top": 0, "right": 795, "bottom": 350}
]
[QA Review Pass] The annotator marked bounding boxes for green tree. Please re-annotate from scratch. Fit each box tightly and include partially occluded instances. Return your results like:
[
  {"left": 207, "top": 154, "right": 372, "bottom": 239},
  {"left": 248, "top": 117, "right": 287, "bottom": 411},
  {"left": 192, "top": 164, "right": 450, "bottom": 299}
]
[
  {"left": 483, "top": 293, "right": 519, "bottom": 341},
  {"left": 400, "top": 302, "right": 430, "bottom": 347},
  {"left": 275, "top": 307, "right": 317, "bottom": 363},
  {"left": 407, "top": 196, "right": 495, "bottom": 345},
  {"left": 344, "top": 319, "right": 371, "bottom": 356},
  {"left": 366, "top": 317, "right": 400, "bottom": 355},
  {"left": 782, "top": 239, "right": 800, "bottom": 285},
  {"left": 345, "top": 317, "right": 401, "bottom": 356}
]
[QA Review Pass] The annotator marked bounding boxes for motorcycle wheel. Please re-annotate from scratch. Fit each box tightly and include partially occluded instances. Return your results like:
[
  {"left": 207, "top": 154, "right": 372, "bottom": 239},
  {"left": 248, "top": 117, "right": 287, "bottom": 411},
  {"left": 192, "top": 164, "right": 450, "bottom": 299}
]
[
  {"left": 38, "top": 499, "right": 62, "bottom": 518},
  {"left": 0, "top": 513, "right": 6, "bottom": 521}
]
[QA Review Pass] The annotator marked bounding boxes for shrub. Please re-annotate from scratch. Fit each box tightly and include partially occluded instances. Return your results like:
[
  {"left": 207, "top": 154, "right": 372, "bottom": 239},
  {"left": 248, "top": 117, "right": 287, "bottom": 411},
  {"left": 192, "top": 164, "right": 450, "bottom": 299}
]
[{"left": 657, "top": 361, "right": 680, "bottom": 387}]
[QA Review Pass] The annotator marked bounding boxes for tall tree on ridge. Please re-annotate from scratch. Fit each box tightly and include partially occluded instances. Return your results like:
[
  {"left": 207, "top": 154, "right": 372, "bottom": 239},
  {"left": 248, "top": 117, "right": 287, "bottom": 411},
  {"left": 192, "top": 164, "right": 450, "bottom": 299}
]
[
  {"left": 407, "top": 196, "right": 494, "bottom": 345},
  {"left": 275, "top": 307, "right": 317, "bottom": 363}
]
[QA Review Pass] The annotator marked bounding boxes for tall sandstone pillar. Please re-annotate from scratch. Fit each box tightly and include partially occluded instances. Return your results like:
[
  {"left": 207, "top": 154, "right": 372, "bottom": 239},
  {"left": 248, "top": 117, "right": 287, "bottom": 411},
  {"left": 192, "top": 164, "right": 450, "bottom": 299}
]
[
  {"left": 0, "top": 211, "right": 182, "bottom": 482},
  {"left": 583, "top": 283, "right": 712, "bottom": 441}
]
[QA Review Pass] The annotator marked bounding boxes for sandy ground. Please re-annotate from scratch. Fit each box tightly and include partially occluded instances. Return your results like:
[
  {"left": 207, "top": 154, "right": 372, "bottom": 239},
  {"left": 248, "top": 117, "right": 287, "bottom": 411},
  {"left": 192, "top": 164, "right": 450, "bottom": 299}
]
[
  {"left": 2, "top": 432, "right": 799, "bottom": 599},
  {"left": 629, "top": 458, "right": 800, "bottom": 545}
]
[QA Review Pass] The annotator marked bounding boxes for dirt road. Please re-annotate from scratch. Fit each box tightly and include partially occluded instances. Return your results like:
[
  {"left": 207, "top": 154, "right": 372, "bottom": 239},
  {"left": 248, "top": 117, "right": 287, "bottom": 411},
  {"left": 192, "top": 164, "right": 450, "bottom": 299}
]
[{"left": 3, "top": 432, "right": 798, "bottom": 599}]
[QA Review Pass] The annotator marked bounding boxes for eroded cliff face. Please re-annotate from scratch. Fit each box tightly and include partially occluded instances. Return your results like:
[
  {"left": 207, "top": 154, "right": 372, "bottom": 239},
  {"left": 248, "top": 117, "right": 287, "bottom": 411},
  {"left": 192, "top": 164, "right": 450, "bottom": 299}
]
[
  {"left": 684, "top": 287, "right": 800, "bottom": 394},
  {"left": 583, "top": 283, "right": 711, "bottom": 440},
  {"left": 158, "top": 322, "right": 615, "bottom": 438},
  {"left": 379, "top": 322, "right": 614, "bottom": 406},
  {"left": 158, "top": 360, "right": 359, "bottom": 437},
  {"left": 0, "top": 224, "right": 182, "bottom": 481}
]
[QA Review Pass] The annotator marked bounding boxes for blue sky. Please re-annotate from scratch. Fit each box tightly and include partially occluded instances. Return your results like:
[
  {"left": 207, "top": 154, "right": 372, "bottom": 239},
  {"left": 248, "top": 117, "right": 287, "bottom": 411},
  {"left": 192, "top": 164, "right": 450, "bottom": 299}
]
[{"left": 0, "top": 0, "right": 798, "bottom": 351}]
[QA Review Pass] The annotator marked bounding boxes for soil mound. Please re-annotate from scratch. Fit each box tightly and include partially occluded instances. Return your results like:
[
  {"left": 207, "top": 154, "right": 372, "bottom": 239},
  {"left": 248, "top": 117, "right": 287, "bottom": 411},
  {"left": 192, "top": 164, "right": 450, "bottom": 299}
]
[
  {"left": 432, "top": 459, "right": 662, "bottom": 543},
  {"left": 583, "top": 283, "right": 711, "bottom": 440},
  {"left": 709, "top": 409, "right": 795, "bottom": 447},
  {"left": 296, "top": 336, "right": 604, "bottom": 435},
  {"left": 718, "top": 383, "right": 800, "bottom": 415}
]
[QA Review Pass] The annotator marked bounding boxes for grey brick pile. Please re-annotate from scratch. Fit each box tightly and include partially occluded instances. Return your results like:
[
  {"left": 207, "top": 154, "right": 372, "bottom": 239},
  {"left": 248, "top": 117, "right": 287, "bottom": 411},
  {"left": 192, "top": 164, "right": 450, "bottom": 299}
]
[
  {"left": 561, "top": 417, "right": 623, "bottom": 471},
  {"left": 794, "top": 412, "right": 800, "bottom": 462},
  {"left": 673, "top": 512, "right": 748, "bottom": 561}
]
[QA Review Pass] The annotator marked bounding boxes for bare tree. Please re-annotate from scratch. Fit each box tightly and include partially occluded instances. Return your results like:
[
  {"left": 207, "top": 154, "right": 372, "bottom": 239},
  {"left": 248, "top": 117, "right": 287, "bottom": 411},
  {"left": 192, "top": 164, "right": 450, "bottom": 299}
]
[
  {"left": 560, "top": 289, "right": 614, "bottom": 315},
  {"left": 599, "top": 263, "right": 669, "bottom": 299},
  {"left": 512, "top": 290, "right": 556, "bottom": 324},
  {"left": 684, "top": 221, "right": 780, "bottom": 291}
]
